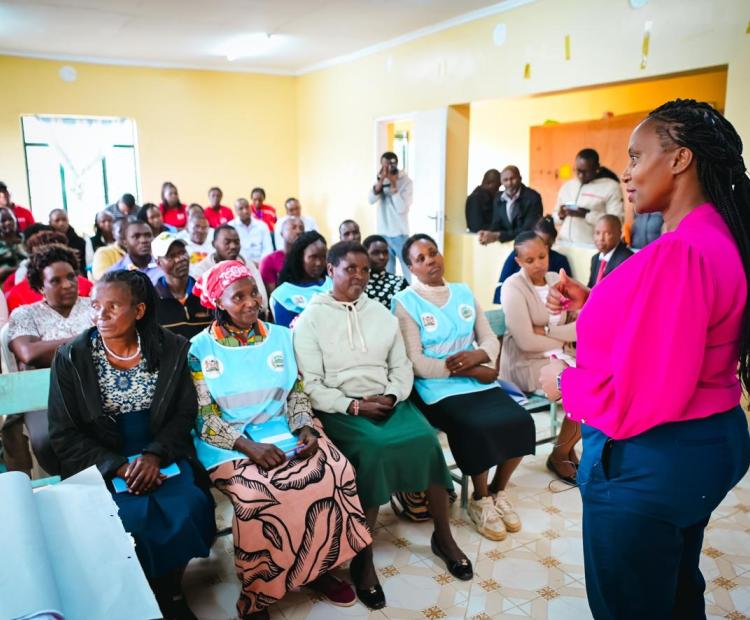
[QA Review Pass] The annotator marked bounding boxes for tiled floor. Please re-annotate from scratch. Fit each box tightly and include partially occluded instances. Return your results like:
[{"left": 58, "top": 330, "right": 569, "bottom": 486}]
[{"left": 183, "top": 413, "right": 750, "bottom": 620}]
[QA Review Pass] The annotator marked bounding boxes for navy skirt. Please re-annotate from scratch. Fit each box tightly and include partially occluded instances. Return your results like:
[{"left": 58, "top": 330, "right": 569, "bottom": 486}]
[
  {"left": 412, "top": 387, "right": 536, "bottom": 476},
  {"left": 113, "top": 410, "right": 215, "bottom": 578}
]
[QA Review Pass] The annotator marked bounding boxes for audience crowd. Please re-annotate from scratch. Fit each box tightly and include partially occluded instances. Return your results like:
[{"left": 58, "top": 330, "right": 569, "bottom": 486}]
[{"left": 0, "top": 99, "right": 745, "bottom": 620}]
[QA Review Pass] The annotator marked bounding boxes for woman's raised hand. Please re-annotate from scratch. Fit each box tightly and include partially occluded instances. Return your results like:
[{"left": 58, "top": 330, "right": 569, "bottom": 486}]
[{"left": 547, "top": 270, "right": 589, "bottom": 315}]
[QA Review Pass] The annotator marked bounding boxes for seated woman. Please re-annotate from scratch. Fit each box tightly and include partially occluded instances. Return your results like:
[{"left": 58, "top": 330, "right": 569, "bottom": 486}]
[
  {"left": 192, "top": 225, "right": 268, "bottom": 316},
  {"left": 493, "top": 215, "right": 573, "bottom": 304},
  {"left": 294, "top": 241, "right": 473, "bottom": 609},
  {"left": 6, "top": 243, "right": 94, "bottom": 475},
  {"left": 393, "top": 234, "right": 536, "bottom": 540},
  {"left": 139, "top": 202, "right": 172, "bottom": 236},
  {"left": 500, "top": 232, "right": 579, "bottom": 484},
  {"left": 362, "top": 234, "right": 407, "bottom": 308},
  {"left": 270, "top": 231, "right": 331, "bottom": 327},
  {"left": 0, "top": 205, "right": 26, "bottom": 286},
  {"left": 6, "top": 230, "right": 93, "bottom": 313},
  {"left": 48, "top": 270, "right": 216, "bottom": 620},
  {"left": 189, "top": 261, "right": 369, "bottom": 620},
  {"left": 85, "top": 209, "right": 115, "bottom": 270}
]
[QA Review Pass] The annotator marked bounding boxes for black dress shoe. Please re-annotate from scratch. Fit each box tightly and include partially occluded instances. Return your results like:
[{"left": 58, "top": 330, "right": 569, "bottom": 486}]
[
  {"left": 430, "top": 533, "right": 473, "bottom": 581},
  {"left": 349, "top": 554, "right": 386, "bottom": 610},
  {"left": 546, "top": 455, "right": 577, "bottom": 485},
  {"left": 165, "top": 594, "right": 198, "bottom": 620}
]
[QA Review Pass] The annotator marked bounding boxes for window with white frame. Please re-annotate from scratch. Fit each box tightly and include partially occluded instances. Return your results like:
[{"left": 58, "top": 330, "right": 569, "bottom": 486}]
[{"left": 21, "top": 115, "right": 140, "bottom": 235}]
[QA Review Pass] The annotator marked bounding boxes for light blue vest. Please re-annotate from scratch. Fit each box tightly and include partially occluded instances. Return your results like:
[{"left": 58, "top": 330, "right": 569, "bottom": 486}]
[
  {"left": 393, "top": 283, "right": 496, "bottom": 405},
  {"left": 190, "top": 323, "right": 299, "bottom": 469},
  {"left": 271, "top": 277, "right": 333, "bottom": 314}
]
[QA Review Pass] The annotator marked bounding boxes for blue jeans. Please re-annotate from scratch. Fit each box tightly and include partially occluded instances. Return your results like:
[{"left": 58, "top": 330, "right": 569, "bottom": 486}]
[
  {"left": 579, "top": 408, "right": 750, "bottom": 619},
  {"left": 383, "top": 234, "right": 410, "bottom": 282}
]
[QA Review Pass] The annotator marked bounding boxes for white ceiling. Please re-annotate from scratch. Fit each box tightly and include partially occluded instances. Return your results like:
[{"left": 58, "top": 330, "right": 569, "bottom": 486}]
[{"left": 0, "top": 0, "right": 527, "bottom": 74}]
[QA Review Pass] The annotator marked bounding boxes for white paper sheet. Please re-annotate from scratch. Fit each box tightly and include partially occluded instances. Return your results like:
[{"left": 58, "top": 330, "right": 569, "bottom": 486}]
[
  {"left": 34, "top": 467, "right": 161, "bottom": 620},
  {"left": 0, "top": 467, "right": 161, "bottom": 620},
  {"left": 0, "top": 471, "right": 64, "bottom": 620}
]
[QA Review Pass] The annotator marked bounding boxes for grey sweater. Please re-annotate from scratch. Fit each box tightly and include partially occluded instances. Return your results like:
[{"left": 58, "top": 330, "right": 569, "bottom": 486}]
[{"left": 293, "top": 292, "right": 414, "bottom": 413}]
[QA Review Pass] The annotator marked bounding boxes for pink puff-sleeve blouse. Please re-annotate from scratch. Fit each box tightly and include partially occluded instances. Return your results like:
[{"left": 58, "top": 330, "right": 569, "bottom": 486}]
[{"left": 561, "top": 203, "right": 746, "bottom": 439}]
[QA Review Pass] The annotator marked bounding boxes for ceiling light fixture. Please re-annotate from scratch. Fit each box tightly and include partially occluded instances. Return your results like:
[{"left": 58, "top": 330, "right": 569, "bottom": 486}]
[{"left": 221, "top": 32, "right": 284, "bottom": 62}]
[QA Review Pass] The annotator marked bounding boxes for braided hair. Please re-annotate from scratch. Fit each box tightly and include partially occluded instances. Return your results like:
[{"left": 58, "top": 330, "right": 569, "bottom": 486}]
[
  {"left": 278, "top": 230, "right": 327, "bottom": 286},
  {"left": 98, "top": 270, "right": 162, "bottom": 370},
  {"left": 647, "top": 99, "right": 750, "bottom": 393}
]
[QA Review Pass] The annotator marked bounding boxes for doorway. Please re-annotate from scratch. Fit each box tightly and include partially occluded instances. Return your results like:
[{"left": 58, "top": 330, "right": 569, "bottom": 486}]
[{"left": 374, "top": 108, "right": 448, "bottom": 257}]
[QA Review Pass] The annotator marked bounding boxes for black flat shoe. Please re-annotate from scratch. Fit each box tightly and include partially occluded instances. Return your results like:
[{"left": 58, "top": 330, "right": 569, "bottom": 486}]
[
  {"left": 349, "top": 553, "right": 386, "bottom": 610},
  {"left": 430, "top": 533, "right": 473, "bottom": 581},
  {"left": 546, "top": 455, "right": 577, "bottom": 485},
  {"left": 165, "top": 594, "right": 198, "bottom": 620}
]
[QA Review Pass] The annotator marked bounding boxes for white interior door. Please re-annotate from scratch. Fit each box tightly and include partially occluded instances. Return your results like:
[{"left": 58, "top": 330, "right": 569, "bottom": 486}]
[{"left": 410, "top": 108, "right": 447, "bottom": 251}]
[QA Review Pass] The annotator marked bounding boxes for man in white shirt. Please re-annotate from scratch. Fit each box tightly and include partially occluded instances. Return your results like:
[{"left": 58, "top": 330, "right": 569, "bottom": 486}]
[
  {"left": 229, "top": 197, "right": 273, "bottom": 265},
  {"left": 553, "top": 148, "right": 624, "bottom": 245},
  {"left": 183, "top": 213, "right": 214, "bottom": 278},
  {"left": 367, "top": 151, "right": 413, "bottom": 278},
  {"left": 273, "top": 197, "right": 318, "bottom": 249}
]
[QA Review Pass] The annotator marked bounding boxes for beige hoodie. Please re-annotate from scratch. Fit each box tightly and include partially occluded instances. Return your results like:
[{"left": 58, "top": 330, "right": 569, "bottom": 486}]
[{"left": 293, "top": 292, "right": 414, "bottom": 414}]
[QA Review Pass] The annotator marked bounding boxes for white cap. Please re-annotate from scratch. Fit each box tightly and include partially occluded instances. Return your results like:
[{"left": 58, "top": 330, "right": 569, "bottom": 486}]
[{"left": 151, "top": 232, "right": 186, "bottom": 259}]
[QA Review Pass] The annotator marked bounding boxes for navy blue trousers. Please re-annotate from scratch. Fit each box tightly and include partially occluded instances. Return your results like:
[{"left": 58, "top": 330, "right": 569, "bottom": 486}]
[{"left": 579, "top": 407, "right": 750, "bottom": 620}]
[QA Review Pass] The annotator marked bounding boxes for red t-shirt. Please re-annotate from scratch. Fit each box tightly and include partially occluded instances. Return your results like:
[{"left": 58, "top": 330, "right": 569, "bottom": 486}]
[
  {"left": 259, "top": 250, "right": 286, "bottom": 288},
  {"left": 204, "top": 205, "right": 234, "bottom": 228},
  {"left": 6, "top": 276, "right": 93, "bottom": 313},
  {"left": 253, "top": 204, "right": 277, "bottom": 234},
  {"left": 159, "top": 203, "right": 188, "bottom": 230},
  {"left": 10, "top": 204, "right": 35, "bottom": 233}
]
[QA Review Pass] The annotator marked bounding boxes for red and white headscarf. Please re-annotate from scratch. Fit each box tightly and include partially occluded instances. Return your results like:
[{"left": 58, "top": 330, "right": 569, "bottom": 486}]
[{"left": 194, "top": 260, "right": 254, "bottom": 309}]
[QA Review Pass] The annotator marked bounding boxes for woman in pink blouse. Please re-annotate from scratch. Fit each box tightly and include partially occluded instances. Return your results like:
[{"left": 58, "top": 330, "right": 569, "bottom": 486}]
[{"left": 540, "top": 99, "right": 750, "bottom": 619}]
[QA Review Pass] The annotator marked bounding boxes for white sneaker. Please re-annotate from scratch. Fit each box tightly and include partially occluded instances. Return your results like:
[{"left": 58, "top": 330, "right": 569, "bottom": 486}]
[
  {"left": 494, "top": 491, "right": 522, "bottom": 533},
  {"left": 467, "top": 496, "right": 507, "bottom": 541}
]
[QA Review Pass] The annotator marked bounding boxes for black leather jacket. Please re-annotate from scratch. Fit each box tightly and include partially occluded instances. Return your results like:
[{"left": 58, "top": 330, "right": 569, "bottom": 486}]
[{"left": 48, "top": 326, "right": 205, "bottom": 483}]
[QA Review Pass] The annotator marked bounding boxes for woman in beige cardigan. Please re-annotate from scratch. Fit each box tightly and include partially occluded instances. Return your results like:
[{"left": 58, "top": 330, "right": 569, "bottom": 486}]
[{"left": 500, "top": 231, "right": 580, "bottom": 484}]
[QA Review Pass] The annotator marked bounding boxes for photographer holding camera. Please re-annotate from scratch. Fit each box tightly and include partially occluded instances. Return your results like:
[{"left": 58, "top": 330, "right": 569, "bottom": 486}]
[{"left": 368, "top": 151, "right": 413, "bottom": 280}]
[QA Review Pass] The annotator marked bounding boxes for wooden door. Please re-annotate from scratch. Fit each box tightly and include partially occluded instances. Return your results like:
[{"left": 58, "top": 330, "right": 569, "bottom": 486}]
[{"left": 529, "top": 111, "right": 649, "bottom": 227}]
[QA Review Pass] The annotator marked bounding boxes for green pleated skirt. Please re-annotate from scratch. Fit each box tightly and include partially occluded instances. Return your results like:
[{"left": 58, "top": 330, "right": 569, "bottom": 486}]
[{"left": 316, "top": 400, "right": 452, "bottom": 509}]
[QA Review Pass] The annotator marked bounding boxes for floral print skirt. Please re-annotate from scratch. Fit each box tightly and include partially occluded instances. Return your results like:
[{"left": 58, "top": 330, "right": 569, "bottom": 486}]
[{"left": 210, "top": 424, "right": 371, "bottom": 615}]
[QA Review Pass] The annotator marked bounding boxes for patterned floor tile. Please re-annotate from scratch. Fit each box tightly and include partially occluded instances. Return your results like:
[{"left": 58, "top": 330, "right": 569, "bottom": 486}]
[
  {"left": 378, "top": 562, "right": 469, "bottom": 617},
  {"left": 183, "top": 449, "right": 750, "bottom": 619}
]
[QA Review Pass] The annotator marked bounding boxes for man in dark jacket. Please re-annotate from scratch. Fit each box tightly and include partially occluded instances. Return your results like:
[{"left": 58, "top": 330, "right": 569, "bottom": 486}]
[
  {"left": 478, "top": 166, "right": 543, "bottom": 244},
  {"left": 588, "top": 214, "right": 634, "bottom": 288},
  {"left": 465, "top": 169, "right": 501, "bottom": 232},
  {"left": 152, "top": 232, "right": 212, "bottom": 340}
]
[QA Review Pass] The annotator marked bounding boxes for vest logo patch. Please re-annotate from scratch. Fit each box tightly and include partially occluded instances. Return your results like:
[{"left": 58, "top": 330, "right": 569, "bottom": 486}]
[
  {"left": 267, "top": 351, "right": 285, "bottom": 372},
  {"left": 458, "top": 304, "right": 475, "bottom": 322},
  {"left": 421, "top": 312, "right": 439, "bottom": 332},
  {"left": 201, "top": 355, "right": 224, "bottom": 379},
  {"left": 292, "top": 294, "right": 307, "bottom": 308}
]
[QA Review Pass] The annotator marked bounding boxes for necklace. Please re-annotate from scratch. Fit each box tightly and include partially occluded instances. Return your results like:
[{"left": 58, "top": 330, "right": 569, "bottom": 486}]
[{"left": 101, "top": 333, "right": 142, "bottom": 361}]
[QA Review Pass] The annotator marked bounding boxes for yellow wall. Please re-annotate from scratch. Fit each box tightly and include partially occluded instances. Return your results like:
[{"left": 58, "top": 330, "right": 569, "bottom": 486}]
[
  {"left": 0, "top": 56, "right": 298, "bottom": 221},
  {"left": 295, "top": 0, "right": 749, "bottom": 301}
]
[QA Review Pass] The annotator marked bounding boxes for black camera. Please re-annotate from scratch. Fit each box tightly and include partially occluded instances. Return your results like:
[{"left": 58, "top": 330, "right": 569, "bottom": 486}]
[{"left": 388, "top": 162, "right": 399, "bottom": 175}]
